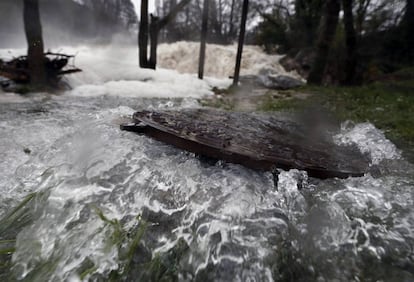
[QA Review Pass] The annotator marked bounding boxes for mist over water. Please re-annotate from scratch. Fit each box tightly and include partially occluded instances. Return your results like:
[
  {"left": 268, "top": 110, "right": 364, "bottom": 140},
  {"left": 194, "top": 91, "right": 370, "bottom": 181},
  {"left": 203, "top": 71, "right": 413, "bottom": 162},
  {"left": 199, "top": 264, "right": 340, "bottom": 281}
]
[
  {"left": 0, "top": 43, "right": 413, "bottom": 281},
  {"left": 0, "top": 0, "right": 138, "bottom": 48}
]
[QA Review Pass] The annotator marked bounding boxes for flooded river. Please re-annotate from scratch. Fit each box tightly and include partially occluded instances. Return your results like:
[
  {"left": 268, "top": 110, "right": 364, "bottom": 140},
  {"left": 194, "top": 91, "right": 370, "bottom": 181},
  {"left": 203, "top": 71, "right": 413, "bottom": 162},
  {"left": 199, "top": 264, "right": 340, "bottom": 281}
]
[
  {"left": 0, "top": 44, "right": 413, "bottom": 281},
  {"left": 0, "top": 93, "right": 412, "bottom": 282}
]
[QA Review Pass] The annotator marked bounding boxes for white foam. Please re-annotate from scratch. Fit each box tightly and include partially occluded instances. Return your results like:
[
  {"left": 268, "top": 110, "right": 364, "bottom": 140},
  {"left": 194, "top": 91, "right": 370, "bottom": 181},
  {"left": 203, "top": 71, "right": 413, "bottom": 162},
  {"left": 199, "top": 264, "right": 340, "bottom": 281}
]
[
  {"left": 157, "top": 41, "right": 302, "bottom": 79},
  {"left": 59, "top": 45, "right": 230, "bottom": 98},
  {"left": 334, "top": 122, "right": 401, "bottom": 165},
  {"left": 0, "top": 45, "right": 224, "bottom": 99},
  {"left": 1, "top": 42, "right": 301, "bottom": 99}
]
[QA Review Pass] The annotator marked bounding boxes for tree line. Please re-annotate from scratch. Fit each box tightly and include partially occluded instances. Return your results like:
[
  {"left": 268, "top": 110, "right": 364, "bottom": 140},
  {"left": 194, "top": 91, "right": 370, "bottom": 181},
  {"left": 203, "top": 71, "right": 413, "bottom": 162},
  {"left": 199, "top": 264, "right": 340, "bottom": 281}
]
[
  {"left": 16, "top": 0, "right": 414, "bottom": 88},
  {"left": 141, "top": 0, "right": 413, "bottom": 85},
  {"left": 251, "top": 0, "right": 413, "bottom": 85}
]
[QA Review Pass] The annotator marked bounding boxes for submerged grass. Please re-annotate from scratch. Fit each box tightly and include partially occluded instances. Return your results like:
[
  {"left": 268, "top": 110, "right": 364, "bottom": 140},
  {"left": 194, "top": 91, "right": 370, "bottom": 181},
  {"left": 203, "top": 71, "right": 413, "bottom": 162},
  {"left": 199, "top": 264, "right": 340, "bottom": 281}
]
[
  {"left": 124, "top": 218, "right": 147, "bottom": 272},
  {"left": 129, "top": 237, "right": 189, "bottom": 282},
  {"left": 0, "top": 193, "right": 39, "bottom": 280},
  {"left": 92, "top": 205, "right": 126, "bottom": 249},
  {"left": 0, "top": 193, "right": 37, "bottom": 238},
  {"left": 90, "top": 206, "right": 149, "bottom": 281},
  {"left": 91, "top": 206, "right": 190, "bottom": 281}
]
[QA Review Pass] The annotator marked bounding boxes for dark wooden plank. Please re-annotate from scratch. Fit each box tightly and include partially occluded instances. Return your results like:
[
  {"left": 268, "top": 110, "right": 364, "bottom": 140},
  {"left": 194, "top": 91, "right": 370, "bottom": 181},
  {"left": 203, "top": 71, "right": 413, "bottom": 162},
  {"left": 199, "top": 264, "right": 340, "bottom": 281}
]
[{"left": 122, "top": 109, "right": 369, "bottom": 179}]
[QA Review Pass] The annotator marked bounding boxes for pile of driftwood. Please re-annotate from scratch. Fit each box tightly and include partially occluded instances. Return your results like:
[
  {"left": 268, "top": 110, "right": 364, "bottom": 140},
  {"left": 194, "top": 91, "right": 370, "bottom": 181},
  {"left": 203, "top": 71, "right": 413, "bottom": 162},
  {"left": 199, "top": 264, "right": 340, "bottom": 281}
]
[{"left": 0, "top": 52, "right": 81, "bottom": 88}]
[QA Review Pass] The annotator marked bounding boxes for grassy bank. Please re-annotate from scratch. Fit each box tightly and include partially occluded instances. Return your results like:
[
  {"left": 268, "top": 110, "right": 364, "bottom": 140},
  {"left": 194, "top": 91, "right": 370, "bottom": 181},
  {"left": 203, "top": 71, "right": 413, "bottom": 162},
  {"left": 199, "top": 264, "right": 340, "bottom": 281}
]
[{"left": 259, "top": 79, "right": 414, "bottom": 160}]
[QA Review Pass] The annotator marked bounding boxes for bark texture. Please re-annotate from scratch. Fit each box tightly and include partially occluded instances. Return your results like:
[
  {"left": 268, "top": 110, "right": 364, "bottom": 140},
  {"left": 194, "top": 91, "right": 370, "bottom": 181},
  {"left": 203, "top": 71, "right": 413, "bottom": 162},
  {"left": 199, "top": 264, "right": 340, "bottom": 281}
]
[
  {"left": 124, "top": 109, "right": 369, "bottom": 179},
  {"left": 145, "top": 0, "right": 191, "bottom": 69},
  {"left": 233, "top": 0, "right": 249, "bottom": 86},
  {"left": 139, "top": 0, "right": 149, "bottom": 68},
  {"left": 198, "top": 0, "right": 210, "bottom": 79},
  {"left": 148, "top": 15, "right": 159, "bottom": 69},
  {"left": 23, "top": 0, "right": 46, "bottom": 86}
]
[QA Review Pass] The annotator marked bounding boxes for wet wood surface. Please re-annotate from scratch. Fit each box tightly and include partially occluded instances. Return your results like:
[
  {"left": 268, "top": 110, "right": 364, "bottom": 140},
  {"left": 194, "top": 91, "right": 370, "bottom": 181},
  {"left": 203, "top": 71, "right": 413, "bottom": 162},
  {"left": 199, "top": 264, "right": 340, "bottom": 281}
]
[{"left": 122, "top": 109, "right": 369, "bottom": 179}]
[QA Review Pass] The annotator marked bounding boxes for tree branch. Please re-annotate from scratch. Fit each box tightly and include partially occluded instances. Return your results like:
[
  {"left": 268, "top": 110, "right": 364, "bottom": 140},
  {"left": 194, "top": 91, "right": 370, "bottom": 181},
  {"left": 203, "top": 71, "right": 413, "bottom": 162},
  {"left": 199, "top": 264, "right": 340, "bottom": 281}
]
[{"left": 158, "top": 0, "right": 192, "bottom": 29}]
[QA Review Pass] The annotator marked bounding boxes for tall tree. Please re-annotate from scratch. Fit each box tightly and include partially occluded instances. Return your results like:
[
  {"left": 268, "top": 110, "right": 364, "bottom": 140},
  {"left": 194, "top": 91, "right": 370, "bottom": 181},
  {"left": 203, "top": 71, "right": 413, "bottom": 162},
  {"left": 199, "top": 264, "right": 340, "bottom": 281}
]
[
  {"left": 228, "top": 0, "right": 236, "bottom": 39},
  {"left": 233, "top": 0, "right": 249, "bottom": 86},
  {"left": 198, "top": 0, "right": 210, "bottom": 79},
  {"left": 405, "top": 0, "right": 414, "bottom": 30},
  {"left": 139, "top": 0, "right": 149, "bottom": 68},
  {"left": 342, "top": 0, "right": 357, "bottom": 85},
  {"left": 153, "top": 0, "right": 242, "bottom": 43},
  {"left": 149, "top": 14, "right": 159, "bottom": 69},
  {"left": 307, "top": 0, "right": 340, "bottom": 85},
  {"left": 403, "top": 0, "right": 414, "bottom": 60},
  {"left": 147, "top": 0, "right": 191, "bottom": 69},
  {"left": 23, "top": 0, "right": 46, "bottom": 86},
  {"left": 294, "top": 0, "right": 324, "bottom": 47}
]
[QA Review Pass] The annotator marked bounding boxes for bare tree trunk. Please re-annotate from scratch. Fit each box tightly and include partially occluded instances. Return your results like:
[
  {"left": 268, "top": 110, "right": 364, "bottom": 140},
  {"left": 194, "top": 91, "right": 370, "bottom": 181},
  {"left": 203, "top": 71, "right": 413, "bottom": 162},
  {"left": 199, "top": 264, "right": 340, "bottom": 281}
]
[
  {"left": 139, "top": 0, "right": 149, "bottom": 68},
  {"left": 307, "top": 0, "right": 340, "bottom": 85},
  {"left": 404, "top": 0, "right": 414, "bottom": 60},
  {"left": 233, "top": 0, "right": 249, "bottom": 86},
  {"left": 149, "top": 15, "right": 159, "bottom": 69},
  {"left": 228, "top": 0, "right": 235, "bottom": 40},
  {"left": 406, "top": 0, "right": 414, "bottom": 30},
  {"left": 23, "top": 0, "right": 46, "bottom": 86},
  {"left": 198, "top": 0, "right": 210, "bottom": 79},
  {"left": 147, "top": 0, "right": 191, "bottom": 69},
  {"left": 342, "top": 0, "right": 357, "bottom": 85}
]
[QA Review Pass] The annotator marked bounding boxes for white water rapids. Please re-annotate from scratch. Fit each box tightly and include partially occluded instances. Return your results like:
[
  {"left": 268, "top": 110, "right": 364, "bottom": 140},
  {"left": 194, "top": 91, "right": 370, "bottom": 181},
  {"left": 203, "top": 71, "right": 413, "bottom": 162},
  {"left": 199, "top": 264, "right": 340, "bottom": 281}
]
[{"left": 0, "top": 43, "right": 413, "bottom": 282}]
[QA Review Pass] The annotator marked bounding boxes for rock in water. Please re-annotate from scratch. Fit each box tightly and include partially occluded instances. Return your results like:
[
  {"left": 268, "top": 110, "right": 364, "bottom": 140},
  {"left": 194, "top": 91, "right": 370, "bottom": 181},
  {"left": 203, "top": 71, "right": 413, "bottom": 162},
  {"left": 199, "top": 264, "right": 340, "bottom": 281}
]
[
  {"left": 122, "top": 109, "right": 369, "bottom": 179},
  {"left": 239, "top": 68, "right": 304, "bottom": 90},
  {"left": 259, "top": 74, "right": 305, "bottom": 90}
]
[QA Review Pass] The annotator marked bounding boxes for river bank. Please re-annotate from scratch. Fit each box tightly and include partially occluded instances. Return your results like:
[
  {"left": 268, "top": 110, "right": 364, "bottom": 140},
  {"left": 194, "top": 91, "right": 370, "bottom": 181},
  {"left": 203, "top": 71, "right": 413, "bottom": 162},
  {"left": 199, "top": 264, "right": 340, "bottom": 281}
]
[{"left": 202, "top": 71, "right": 414, "bottom": 162}]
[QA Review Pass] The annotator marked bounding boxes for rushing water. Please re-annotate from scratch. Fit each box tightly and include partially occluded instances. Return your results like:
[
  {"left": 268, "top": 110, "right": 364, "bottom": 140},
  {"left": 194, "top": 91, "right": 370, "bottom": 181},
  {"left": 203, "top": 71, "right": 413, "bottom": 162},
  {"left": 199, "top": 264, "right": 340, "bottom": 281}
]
[
  {"left": 0, "top": 43, "right": 413, "bottom": 281},
  {"left": 0, "top": 93, "right": 413, "bottom": 282}
]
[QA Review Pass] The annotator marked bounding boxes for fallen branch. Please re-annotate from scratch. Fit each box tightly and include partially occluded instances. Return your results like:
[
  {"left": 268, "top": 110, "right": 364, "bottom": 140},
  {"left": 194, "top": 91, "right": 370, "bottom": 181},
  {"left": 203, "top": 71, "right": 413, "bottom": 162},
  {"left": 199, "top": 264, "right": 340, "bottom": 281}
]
[{"left": 0, "top": 52, "right": 82, "bottom": 87}]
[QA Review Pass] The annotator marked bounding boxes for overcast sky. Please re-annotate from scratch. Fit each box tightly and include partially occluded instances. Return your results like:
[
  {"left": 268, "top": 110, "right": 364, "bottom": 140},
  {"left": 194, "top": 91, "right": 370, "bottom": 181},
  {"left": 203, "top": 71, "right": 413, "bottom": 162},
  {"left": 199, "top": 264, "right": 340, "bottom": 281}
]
[{"left": 131, "top": 0, "right": 156, "bottom": 14}]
